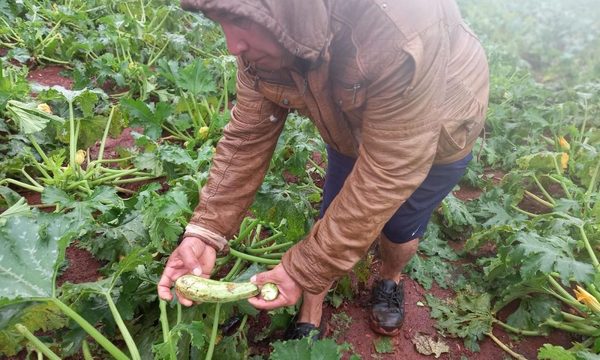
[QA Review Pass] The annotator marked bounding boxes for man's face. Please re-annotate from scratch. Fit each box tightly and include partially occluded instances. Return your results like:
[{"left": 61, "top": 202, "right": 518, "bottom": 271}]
[{"left": 205, "top": 11, "right": 295, "bottom": 71}]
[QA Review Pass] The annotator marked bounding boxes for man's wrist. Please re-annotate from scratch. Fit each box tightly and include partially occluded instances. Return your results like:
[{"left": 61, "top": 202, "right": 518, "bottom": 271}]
[{"left": 183, "top": 224, "right": 229, "bottom": 255}]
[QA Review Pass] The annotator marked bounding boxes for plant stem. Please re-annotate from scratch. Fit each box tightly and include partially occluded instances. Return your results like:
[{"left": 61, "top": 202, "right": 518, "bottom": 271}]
[
  {"left": 546, "top": 275, "right": 586, "bottom": 311},
  {"left": 546, "top": 175, "right": 572, "bottom": 200},
  {"left": 82, "top": 340, "right": 94, "bottom": 360},
  {"left": 544, "top": 318, "right": 600, "bottom": 336},
  {"left": 492, "top": 319, "right": 542, "bottom": 336},
  {"left": 511, "top": 205, "right": 539, "bottom": 218},
  {"left": 486, "top": 331, "right": 528, "bottom": 360},
  {"left": 578, "top": 225, "right": 600, "bottom": 269},
  {"left": 524, "top": 190, "right": 554, "bottom": 208},
  {"left": 205, "top": 303, "right": 221, "bottom": 360},
  {"left": 228, "top": 248, "right": 280, "bottom": 265},
  {"left": 532, "top": 173, "right": 556, "bottom": 205},
  {"left": 49, "top": 298, "right": 130, "bottom": 360},
  {"left": 98, "top": 106, "right": 117, "bottom": 165},
  {"left": 159, "top": 300, "right": 177, "bottom": 360},
  {"left": 68, "top": 100, "right": 77, "bottom": 171},
  {"left": 560, "top": 311, "right": 587, "bottom": 322},
  {"left": 249, "top": 232, "right": 284, "bottom": 249},
  {"left": 246, "top": 241, "right": 293, "bottom": 255},
  {"left": 105, "top": 293, "right": 141, "bottom": 360},
  {"left": 0, "top": 178, "right": 44, "bottom": 192},
  {"left": 586, "top": 161, "right": 600, "bottom": 196},
  {"left": 15, "top": 324, "right": 61, "bottom": 360}
]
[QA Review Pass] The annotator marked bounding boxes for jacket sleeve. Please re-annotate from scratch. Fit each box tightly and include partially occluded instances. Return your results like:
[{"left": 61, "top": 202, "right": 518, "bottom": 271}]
[
  {"left": 188, "top": 62, "right": 288, "bottom": 240},
  {"left": 282, "top": 35, "right": 450, "bottom": 294}
]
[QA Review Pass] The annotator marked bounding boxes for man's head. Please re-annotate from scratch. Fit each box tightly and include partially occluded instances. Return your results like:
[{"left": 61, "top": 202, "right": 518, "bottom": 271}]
[
  {"left": 204, "top": 10, "right": 295, "bottom": 71},
  {"left": 181, "top": 0, "right": 330, "bottom": 67}
]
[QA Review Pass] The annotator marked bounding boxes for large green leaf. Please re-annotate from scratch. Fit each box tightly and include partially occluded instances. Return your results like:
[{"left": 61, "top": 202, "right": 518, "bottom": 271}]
[
  {"left": 515, "top": 232, "right": 595, "bottom": 283},
  {"left": 0, "top": 212, "right": 76, "bottom": 299},
  {"left": 6, "top": 100, "right": 65, "bottom": 134}
]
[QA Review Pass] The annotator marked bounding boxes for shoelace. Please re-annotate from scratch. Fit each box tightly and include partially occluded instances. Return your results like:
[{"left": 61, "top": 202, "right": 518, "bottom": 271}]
[{"left": 374, "top": 287, "right": 403, "bottom": 310}]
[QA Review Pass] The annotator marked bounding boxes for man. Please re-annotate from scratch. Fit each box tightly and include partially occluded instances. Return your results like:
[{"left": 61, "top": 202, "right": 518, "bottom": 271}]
[{"left": 158, "top": 0, "right": 489, "bottom": 338}]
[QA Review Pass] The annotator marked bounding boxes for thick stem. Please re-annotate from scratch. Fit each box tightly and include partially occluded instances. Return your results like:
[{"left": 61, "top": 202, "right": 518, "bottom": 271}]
[
  {"left": 546, "top": 275, "right": 586, "bottom": 311},
  {"left": 228, "top": 248, "right": 280, "bottom": 265},
  {"left": 524, "top": 190, "right": 554, "bottom": 209},
  {"left": 486, "top": 331, "right": 528, "bottom": 360},
  {"left": 49, "top": 298, "right": 130, "bottom": 360},
  {"left": 249, "top": 232, "right": 284, "bottom": 249},
  {"left": 511, "top": 205, "right": 539, "bottom": 218},
  {"left": 492, "top": 319, "right": 542, "bottom": 336},
  {"left": 532, "top": 174, "right": 556, "bottom": 205},
  {"left": 578, "top": 225, "right": 600, "bottom": 269},
  {"left": 15, "top": 324, "right": 61, "bottom": 360},
  {"left": 159, "top": 300, "right": 177, "bottom": 360},
  {"left": 0, "top": 178, "right": 44, "bottom": 192},
  {"left": 546, "top": 175, "right": 572, "bottom": 200},
  {"left": 246, "top": 241, "right": 293, "bottom": 255},
  {"left": 69, "top": 101, "right": 76, "bottom": 171},
  {"left": 97, "top": 106, "right": 117, "bottom": 164},
  {"left": 586, "top": 161, "right": 600, "bottom": 196},
  {"left": 105, "top": 293, "right": 141, "bottom": 360},
  {"left": 205, "top": 303, "right": 221, "bottom": 360},
  {"left": 82, "top": 340, "right": 93, "bottom": 360}
]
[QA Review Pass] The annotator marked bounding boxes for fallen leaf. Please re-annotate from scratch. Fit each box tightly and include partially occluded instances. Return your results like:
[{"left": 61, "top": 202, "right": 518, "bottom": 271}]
[{"left": 412, "top": 333, "right": 450, "bottom": 358}]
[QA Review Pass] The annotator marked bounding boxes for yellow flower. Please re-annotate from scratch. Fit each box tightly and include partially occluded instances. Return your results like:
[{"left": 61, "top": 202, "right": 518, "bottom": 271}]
[
  {"left": 561, "top": 153, "right": 569, "bottom": 170},
  {"left": 197, "top": 126, "right": 209, "bottom": 140},
  {"left": 558, "top": 137, "right": 571, "bottom": 151},
  {"left": 37, "top": 103, "right": 52, "bottom": 114},
  {"left": 75, "top": 150, "right": 86, "bottom": 165},
  {"left": 574, "top": 285, "right": 600, "bottom": 313}
]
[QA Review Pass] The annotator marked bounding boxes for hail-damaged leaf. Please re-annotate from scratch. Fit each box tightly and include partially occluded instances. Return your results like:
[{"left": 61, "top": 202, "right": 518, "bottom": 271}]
[{"left": 412, "top": 333, "right": 450, "bottom": 358}]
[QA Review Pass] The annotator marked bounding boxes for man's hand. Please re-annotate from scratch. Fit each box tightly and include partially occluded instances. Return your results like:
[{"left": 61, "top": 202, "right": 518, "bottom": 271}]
[
  {"left": 157, "top": 237, "right": 216, "bottom": 306},
  {"left": 247, "top": 264, "right": 302, "bottom": 310}
]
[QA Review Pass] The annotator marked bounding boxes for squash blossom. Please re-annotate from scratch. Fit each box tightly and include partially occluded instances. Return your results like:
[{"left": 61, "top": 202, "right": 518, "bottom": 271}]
[
  {"left": 75, "top": 150, "right": 86, "bottom": 165},
  {"left": 558, "top": 136, "right": 570, "bottom": 151},
  {"left": 197, "top": 126, "right": 209, "bottom": 140},
  {"left": 574, "top": 285, "right": 600, "bottom": 313},
  {"left": 561, "top": 153, "right": 569, "bottom": 170},
  {"left": 37, "top": 103, "right": 52, "bottom": 114}
]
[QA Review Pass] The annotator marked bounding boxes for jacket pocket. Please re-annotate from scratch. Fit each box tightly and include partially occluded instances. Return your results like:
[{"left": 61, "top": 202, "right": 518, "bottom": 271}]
[
  {"left": 258, "top": 80, "right": 307, "bottom": 110},
  {"left": 332, "top": 81, "right": 367, "bottom": 112}
]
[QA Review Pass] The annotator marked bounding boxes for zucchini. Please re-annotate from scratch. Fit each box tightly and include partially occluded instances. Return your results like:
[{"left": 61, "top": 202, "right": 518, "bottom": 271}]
[{"left": 175, "top": 275, "right": 279, "bottom": 303}]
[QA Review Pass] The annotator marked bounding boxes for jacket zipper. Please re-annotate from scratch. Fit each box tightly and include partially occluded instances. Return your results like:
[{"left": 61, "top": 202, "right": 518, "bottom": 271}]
[{"left": 351, "top": 83, "right": 361, "bottom": 104}]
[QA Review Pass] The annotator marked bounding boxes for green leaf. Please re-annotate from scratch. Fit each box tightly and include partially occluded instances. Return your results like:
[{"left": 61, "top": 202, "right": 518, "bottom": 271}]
[
  {"left": 426, "top": 290, "right": 493, "bottom": 352},
  {"left": 517, "top": 152, "right": 564, "bottom": 172},
  {"left": 538, "top": 344, "right": 576, "bottom": 360},
  {"left": 515, "top": 232, "right": 594, "bottom": 283},
  {"left": 440, "top": 194, "right": 477, "bottom": 228},
  {"left": 270, "top": 337, "right": 345, "bottom": 360},
  {"left": 121, "top": 99, "right": 172, "bottom": 140},
  {"left": 0, "top": 212, "right": 76, "bottom": 299},
  {"left": 0, "top": 301, "right": 67, "bottom": 356},
  {"left": 6, "top": 100, "right": 65, "bottom": 134},
  {"left": 176, "top": 60, "right": 217, "bottom": 96},
  {"left": 374, "top": 336, "right": 394, "bottom": 354}
]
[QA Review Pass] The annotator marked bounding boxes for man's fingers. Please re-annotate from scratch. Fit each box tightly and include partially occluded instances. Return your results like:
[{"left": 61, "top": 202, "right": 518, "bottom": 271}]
[
  {"left": 247, "top": 295, "right": 290, "bottom": 310},
  {"left": 175, "top": 289, "right": 195, "bottom": 307},
  {"left": 179, "top": 248, "right": 204, "bottom": 276},
  {"left": 157, "top": 273, "right": 174, "bottom": 301},
  {"left": 250, "top": 271, "right": 274, "bottom": 286}
]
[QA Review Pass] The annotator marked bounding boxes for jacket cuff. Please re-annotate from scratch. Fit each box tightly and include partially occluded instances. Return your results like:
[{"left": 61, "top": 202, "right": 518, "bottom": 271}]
[
  {"left": 281, "top": 242, "right": 332, "bottom": 294},
  {"left": 183, "top": 224, "right": 229, "bottom": 255}
]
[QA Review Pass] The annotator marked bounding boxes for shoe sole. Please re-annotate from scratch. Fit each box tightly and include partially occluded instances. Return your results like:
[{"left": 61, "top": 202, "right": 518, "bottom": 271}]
[{"left": 369, "top": 314, "right": 402, "bottom": 336}]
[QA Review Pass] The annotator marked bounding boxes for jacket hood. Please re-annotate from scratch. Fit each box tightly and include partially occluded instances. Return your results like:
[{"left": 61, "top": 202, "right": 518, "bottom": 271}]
[{"left": 181, "top": 0, "right": 330, "bottom": 63}]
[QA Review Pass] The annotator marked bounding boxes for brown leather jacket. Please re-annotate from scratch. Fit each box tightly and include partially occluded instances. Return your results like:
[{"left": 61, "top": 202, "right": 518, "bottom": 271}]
[{"left": 181, "top": 0, "right": 489, "bottom": 294}]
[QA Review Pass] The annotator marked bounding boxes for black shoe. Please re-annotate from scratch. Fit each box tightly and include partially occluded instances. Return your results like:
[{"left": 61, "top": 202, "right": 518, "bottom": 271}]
[
  {"left": 370, "top": 279, "right": 405, "bottom": 335},
  {"left": 283, "top": 321, "right": 323, "bottom": 341}
]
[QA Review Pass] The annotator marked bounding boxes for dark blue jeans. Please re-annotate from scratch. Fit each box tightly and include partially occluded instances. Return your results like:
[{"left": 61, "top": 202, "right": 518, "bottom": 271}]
[{"left": 320, "top": 147, "right": 472, "bottom": 243}]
